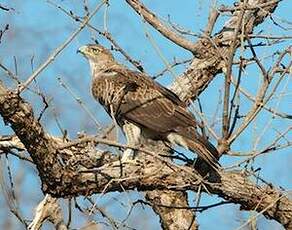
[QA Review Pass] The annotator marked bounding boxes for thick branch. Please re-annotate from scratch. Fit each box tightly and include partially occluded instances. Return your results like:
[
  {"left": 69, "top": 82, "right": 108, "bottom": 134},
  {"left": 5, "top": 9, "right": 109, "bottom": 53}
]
[
  {"left": 0, "top": 87, "right": 62, "bottom": 193},
  {"left": 146, "top": 190, "right": 198, "bottom": 230},
  {"left": 28, "top": 194, "right": 67, "bottom": 230}
]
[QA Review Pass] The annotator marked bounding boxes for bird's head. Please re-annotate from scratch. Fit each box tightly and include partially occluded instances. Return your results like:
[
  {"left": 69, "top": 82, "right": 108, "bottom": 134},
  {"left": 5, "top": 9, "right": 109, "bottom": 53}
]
[{"left": 77, "top": 44, "right": 114, "bottom": 63}]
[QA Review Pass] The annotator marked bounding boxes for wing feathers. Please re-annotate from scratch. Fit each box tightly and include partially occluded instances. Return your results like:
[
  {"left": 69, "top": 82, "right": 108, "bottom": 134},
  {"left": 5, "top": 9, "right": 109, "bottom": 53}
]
[{"left": 103, "top": 67, "right": 196, "bottom": 134}]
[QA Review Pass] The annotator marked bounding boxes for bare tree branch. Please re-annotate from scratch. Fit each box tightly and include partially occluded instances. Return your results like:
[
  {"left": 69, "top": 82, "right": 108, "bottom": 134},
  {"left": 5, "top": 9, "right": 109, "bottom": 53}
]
[
  {"left": 28, "top": 194, "right": 67, "bottom": 230},
  {"left": 17, "top": 0, "right": 106, "bottom": 93},
  {"left": 125, "top": 0, "right": 197, "bottom": 53},
  {"left": 169, "top": 0, "right": 280, "bottom": 102}
]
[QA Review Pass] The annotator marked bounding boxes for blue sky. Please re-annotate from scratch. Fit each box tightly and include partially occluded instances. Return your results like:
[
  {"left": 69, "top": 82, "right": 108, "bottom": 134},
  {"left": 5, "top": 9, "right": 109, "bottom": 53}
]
[{"left": 0, "top": 0, "right": 291, "bottom": 229}]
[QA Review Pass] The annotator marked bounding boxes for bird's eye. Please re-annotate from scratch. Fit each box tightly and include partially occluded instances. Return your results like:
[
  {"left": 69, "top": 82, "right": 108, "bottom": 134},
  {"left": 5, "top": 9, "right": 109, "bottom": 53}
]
[{"left": 93, "top": 48, "right": 100, "bottom": 53}]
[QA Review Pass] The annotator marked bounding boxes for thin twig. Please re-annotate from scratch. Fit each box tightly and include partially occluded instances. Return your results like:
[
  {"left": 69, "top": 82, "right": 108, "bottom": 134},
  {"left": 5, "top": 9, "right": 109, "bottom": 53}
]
[
  {"left": 228, "top": 57, "right": 243, "bottom": 136},
  {"left": 18, "top": 0, "right": 106, "bottom": 93},
  {"left": 228, "top": 52, "right": 291, "bottom": 144},
  {"left": 57, "top": 76, "right": 102, "bottom": 129},
  {"left": 126, "top": 0, "right": 197, "bottom": 53},
  {"left": 222, "top": 1, "right": 246, "bottom": 141},
  {"left": 47, "top": 0, "right": 144, "bottom": 72},
  {"left": 204, "top": 7, "right": 219, "bottom": 36}
]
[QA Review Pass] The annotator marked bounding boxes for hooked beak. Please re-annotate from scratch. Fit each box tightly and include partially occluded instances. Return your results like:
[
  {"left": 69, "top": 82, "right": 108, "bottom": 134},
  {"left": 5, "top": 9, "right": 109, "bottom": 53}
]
[{"left": 77, "top": 46, "right": 87, "bottom": 54}]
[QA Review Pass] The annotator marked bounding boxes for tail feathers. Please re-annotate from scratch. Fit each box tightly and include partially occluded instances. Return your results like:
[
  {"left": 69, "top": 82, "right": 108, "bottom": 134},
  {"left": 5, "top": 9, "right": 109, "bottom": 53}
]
[
  {"left": 184, "top": 138, "right": 221, "bottom": 182},
  {"left": 184, "top": 138, "right": 220, "bottom": 170},
  {"left": 166, "top": 132, "right": 221, "bottom": 180}
]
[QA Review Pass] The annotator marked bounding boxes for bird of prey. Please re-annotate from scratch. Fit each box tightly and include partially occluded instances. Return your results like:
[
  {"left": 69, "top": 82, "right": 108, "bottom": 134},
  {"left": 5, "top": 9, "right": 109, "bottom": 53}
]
[{"left": 78, "top": 44, "right": 220, "bottom": 171}]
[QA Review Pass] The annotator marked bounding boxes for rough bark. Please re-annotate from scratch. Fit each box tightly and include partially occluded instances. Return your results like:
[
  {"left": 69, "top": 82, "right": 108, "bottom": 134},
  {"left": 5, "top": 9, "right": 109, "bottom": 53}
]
[{"left": 146, "top": 191, "right": 198, "bottom": 230}]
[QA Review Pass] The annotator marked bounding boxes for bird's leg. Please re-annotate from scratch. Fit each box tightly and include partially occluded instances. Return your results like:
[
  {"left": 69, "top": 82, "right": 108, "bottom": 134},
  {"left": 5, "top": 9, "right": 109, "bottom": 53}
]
[{"left": 121, "top": 122, "right": 141, "bottom": 163}]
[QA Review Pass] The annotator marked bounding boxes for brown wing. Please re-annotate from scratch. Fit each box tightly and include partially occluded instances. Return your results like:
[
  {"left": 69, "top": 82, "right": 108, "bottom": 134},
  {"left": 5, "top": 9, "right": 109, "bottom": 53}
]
[{"left": 109, "top": 68, "right": 197, "bottom": 134}]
